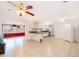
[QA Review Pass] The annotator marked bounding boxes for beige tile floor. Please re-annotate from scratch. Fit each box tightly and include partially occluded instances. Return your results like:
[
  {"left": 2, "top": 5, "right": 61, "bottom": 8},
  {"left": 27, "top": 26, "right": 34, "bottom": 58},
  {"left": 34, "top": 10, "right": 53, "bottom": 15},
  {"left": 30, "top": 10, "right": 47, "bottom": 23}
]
[{"left": 0, "top": 36, "right": 79, "bottom": 57}]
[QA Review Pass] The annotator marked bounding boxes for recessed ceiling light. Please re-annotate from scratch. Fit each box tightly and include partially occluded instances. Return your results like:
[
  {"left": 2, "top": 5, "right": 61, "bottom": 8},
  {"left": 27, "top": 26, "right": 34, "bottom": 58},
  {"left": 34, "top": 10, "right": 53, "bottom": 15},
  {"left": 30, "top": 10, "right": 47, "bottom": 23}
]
[
  {"left": 59, "top": 17, "right": 67, "bottom": 22},
  {"left": 59, "top": 19, "right": 65, "bottom": 22},
  {"left": 64, "top": 24, "right": 71, "bottom": 28}
]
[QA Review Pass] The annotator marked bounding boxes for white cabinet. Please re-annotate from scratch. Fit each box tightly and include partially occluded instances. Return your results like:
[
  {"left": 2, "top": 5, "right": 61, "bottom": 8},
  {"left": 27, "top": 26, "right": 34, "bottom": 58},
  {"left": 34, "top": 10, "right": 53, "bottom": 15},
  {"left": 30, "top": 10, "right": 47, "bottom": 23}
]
[{"left": 29, "top": 33, "right": 43, "bottom": 42}]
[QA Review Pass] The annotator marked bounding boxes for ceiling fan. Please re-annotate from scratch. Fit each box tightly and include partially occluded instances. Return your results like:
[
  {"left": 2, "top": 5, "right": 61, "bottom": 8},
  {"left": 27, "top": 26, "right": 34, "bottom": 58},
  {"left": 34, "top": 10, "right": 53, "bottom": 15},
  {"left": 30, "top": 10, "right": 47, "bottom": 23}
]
[{"left": 7, "top": 1, "right": 35, "bottom": 16}]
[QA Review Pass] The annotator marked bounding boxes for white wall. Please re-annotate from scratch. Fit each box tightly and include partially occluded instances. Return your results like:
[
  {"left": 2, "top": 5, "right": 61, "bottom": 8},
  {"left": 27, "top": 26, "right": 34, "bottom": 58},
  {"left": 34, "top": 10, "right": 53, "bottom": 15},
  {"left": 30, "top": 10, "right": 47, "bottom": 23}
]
[{"left": 54, "top": 22, "right": 73, "bottom": 42}]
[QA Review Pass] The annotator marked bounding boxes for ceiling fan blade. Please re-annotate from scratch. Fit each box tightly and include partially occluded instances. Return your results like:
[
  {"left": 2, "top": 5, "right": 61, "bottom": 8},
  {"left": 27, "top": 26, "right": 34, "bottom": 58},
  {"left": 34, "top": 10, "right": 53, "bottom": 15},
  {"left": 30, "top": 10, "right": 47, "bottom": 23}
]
[
  {"left": 25, "top": 11, "right": 34, "bottom": 16},
  {"left": 26, "top": 5, "right": 33, "bottom": 10},
  {"left": 7, "top": 1, "right": 16, "bottom": 7}
]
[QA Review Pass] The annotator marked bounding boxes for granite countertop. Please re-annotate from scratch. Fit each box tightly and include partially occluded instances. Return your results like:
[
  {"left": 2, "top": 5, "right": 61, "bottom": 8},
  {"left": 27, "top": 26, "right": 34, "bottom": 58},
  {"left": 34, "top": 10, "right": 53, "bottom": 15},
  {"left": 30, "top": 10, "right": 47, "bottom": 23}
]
[
  {"left": 29, "top": 28, "right": 49, "bottom": 33},
  {"left": 29, "top": 30, "right": 38, "bottom": 33}
]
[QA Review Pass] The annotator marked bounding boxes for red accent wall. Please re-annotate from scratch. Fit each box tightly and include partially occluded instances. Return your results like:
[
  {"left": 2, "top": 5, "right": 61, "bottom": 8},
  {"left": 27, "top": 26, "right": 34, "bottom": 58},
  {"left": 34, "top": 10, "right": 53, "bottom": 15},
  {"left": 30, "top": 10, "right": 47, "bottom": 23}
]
[{"left": 4, "top": 32, "right": 25, "bottom": 38}]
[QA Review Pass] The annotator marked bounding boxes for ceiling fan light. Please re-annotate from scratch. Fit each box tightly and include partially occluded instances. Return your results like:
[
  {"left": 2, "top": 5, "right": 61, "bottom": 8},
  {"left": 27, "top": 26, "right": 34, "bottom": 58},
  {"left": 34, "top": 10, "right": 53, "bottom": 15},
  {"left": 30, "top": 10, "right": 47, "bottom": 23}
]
[
  {"left": 19, "top": 13, "right": 22, "bottom": 16},
  {"left": 17, "top": 6, "right": 26, "bottom": 12},
  {"left": 17, "top": 10, "right": 25, "bottom": 16}
]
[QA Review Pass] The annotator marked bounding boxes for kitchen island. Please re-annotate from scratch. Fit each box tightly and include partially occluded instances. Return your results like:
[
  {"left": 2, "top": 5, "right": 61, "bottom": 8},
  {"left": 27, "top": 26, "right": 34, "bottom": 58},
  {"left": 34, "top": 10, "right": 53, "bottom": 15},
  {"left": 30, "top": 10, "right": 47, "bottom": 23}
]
[{"left": 29, "top": 28, "right": 50, "bottom": 42}]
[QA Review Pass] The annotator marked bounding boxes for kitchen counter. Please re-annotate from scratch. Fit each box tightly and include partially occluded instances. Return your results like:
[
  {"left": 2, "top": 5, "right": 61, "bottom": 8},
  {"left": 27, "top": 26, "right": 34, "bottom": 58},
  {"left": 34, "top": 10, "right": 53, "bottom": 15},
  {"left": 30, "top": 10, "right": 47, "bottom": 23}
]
[{"left": 29, "top": 29, "right": 49, "bottom": 42}]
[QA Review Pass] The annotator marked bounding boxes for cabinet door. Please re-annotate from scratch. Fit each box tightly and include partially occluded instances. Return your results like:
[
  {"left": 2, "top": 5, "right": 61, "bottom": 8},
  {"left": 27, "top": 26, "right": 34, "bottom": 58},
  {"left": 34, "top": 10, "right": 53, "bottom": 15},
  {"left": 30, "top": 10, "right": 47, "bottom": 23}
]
[{"left": 29, "top": 33, "right": 41, "bottom": 42}]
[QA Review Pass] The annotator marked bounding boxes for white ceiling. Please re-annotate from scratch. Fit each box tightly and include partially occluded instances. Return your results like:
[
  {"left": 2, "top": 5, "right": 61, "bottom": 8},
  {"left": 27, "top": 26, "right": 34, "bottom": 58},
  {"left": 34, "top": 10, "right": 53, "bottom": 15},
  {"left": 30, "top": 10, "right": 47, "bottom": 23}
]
[{"left": 0, "top": 1, "right": 79, "bottom": 25}]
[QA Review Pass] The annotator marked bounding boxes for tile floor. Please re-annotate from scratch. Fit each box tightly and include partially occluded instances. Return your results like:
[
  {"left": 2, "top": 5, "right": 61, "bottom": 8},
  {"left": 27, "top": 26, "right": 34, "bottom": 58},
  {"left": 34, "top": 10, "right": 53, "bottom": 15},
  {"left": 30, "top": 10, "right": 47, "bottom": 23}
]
[{"left": 0, "top": 36, "right": 79, "bottom": 57}]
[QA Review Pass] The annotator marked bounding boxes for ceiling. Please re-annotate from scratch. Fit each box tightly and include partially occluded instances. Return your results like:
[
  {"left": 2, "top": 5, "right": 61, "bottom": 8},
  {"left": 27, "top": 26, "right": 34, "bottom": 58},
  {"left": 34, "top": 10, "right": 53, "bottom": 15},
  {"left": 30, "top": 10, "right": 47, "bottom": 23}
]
[{"left": 0, "top": 1, "right": 79, "bottom": 25}]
